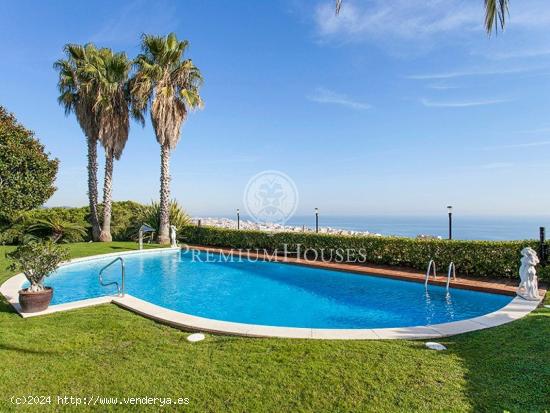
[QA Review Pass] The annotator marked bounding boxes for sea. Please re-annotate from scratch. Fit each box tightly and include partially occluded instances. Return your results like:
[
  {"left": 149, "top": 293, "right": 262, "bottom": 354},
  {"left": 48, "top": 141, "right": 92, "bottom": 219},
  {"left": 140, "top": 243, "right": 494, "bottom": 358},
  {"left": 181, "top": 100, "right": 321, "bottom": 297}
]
[{"left": 281, "top": 215, "right": 550, "bottom": 241}]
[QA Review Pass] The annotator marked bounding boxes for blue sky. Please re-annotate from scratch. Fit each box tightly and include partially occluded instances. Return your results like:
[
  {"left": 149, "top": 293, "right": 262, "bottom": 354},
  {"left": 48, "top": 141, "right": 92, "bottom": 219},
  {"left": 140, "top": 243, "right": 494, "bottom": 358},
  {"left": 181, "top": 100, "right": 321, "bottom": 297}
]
[{"left": 1, "top": 0, "right": 550, "bottom": 217}]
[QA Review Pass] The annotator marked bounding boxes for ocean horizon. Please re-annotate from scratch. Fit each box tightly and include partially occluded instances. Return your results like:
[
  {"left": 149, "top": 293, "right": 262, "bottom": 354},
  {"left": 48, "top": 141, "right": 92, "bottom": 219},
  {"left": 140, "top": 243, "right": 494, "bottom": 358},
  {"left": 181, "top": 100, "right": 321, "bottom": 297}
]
[{"left": 213, "top": 215, "right": 550, "bottom": 241}]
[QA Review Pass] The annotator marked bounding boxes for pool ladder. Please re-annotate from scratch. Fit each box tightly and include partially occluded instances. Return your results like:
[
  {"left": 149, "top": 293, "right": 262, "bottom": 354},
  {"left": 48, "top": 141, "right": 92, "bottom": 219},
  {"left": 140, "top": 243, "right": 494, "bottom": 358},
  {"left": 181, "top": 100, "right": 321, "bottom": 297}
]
[
  {"left": 424, "top": 260, "right": 437, "bottom": 288},
  {"left": 446, "top": 262, "right": 456, "bottom": 290},
  {"left": 424, "top": 260, "right": 456, "bottom": 291},
  {"left": 98, "top": 257, "right": 125, "bottom": 296}
]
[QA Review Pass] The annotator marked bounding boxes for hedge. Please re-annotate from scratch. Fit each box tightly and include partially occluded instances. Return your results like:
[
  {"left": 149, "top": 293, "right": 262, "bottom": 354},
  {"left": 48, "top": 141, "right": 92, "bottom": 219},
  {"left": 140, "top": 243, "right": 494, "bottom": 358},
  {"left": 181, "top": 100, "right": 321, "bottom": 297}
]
[{"left": 179, "top": 226, "right": 550, "bottom": 281}]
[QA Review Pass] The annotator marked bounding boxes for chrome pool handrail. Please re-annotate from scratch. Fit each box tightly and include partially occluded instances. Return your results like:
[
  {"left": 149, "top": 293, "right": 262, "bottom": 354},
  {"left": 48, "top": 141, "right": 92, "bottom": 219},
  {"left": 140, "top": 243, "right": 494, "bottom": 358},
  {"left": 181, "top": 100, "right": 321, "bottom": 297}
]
[
  {"left": 446, "top": 262, "right": 456, "bottom": 291},
  {"left": 98, "top": 257, "right": 125, "bottom": 297},
  {"left": 424, "top": 259, "right": 437, "bottom": 287}
]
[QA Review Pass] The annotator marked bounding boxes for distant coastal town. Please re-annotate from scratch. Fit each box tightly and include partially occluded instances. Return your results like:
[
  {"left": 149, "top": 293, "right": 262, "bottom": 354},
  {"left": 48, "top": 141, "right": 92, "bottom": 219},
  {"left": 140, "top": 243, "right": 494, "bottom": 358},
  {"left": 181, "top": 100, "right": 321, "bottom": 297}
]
[
  {"left": 191, "top": 217, "right": 447, "bottom": 240},
  {"left": 191, "top": 217, "right": 383, "bottom": 237}
]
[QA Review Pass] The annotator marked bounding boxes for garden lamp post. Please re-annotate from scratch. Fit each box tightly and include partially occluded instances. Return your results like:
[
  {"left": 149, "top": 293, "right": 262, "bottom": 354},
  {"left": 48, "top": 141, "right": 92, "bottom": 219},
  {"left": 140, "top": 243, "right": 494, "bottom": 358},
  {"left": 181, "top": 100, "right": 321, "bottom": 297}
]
[
  {"left": 237, "top": 209, "right": 240, "bottom": 230},
  {"left": 447, "top": 205, "right": 453, "bottom": 240},
  {"left": 315, "top": 208, "right": 319, "bottom": 233},
  {"left": 540, "top": 227, "right": 547, "bottom": 266}
]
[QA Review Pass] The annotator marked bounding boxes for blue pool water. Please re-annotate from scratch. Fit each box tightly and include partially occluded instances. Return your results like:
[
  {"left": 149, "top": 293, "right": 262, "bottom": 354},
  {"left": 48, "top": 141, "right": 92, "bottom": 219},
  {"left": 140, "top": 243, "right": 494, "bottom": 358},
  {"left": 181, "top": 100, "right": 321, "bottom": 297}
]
[{"left": 40, "top": 250, "right": 512, "bottom": 329}]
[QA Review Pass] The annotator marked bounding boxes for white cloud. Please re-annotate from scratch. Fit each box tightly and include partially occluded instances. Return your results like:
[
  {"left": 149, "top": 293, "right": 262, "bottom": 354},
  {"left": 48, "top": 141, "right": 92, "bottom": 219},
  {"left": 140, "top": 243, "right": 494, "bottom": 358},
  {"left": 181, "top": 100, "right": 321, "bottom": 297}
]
[
  {"left": 314, "top": 0, "right": 480, "bottom": 42},
  {"left": 488, "top": 48, "right": 550, "bottom": 60},
  {"left": 420, "top": 98, "right": 510, "bottom": 108},
  {"left": 511, "top": 3, "right": 550, "bottom": 28},
  {"left": 407, "top": 67, "right": 533, "bottom": 80},
  {"left": 516, "top": 127, "right": 550, "bottom": 135},
  {"left": 481, "top": 162, "right": 514, "bottom": 169},
  {"left": 308, "top": 87, "right": 371, "bottom": 110},
  {"left": 91, "top": 0, "right": 177, "bottom": 45},
  {"left": 313, "top": 0, "right": 550, "bottom": 48},
  {"left": 427, "top": 83, "right": 460, "bottom": 90},
  {"left": 484, "top": 140, "right": 550, "bottom": 150}
]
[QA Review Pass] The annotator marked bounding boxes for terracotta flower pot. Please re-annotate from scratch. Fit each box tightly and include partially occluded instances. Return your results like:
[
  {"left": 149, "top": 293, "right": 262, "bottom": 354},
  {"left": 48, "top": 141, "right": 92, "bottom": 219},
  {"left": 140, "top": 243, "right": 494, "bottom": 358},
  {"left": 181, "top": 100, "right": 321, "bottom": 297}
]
[{"left": 18, "top": 287, "right": 53, "bottom": 313}]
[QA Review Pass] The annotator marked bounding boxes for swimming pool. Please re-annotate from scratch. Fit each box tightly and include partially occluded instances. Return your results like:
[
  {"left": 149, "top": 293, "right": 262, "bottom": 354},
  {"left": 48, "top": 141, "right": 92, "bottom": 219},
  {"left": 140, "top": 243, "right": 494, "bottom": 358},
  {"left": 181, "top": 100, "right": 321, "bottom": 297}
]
[{"left": 31, "top": 248, "right": 513, "bottom": 330}]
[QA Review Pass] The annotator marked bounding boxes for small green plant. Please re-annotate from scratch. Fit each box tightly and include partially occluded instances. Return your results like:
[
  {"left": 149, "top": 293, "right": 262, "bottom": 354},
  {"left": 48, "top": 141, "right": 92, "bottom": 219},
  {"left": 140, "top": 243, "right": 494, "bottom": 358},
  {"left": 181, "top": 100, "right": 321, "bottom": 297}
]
[{"left": 7, "top": 241, "right": 69, "bottom": 292}]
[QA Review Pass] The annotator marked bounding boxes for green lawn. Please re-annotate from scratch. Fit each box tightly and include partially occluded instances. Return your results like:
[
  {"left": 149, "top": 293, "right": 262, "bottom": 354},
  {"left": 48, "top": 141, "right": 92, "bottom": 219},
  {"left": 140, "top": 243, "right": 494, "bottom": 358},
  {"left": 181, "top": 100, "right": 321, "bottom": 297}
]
[{"left": 0, "top": 242, "right": 548, "bottom": 412}]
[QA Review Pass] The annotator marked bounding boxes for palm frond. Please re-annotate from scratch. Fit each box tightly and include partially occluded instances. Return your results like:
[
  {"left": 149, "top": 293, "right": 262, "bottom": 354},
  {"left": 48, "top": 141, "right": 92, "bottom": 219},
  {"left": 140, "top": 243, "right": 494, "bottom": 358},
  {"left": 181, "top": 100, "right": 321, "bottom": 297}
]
[
  {"left": 26, "top": 216, "right": 87, "bottom": 243},
  {"left": 485, "top": 0, "right": 509, "bottom": 35}
]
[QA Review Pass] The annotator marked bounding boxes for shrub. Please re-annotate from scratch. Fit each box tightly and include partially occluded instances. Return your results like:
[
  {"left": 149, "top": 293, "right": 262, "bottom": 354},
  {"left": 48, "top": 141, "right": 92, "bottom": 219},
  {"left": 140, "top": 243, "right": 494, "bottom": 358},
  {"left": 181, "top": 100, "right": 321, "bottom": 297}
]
[
  {"left": 179, "top": 226, "right": 550, "bottom": 280},
  {"left": 108, "top": 201, "right": 143, "bottom": 241},
  {"left": 26, "top": 216, "right": 88, "bottom": 243},
  {"left": 8, "top": 241, "right": 69, "bottom": 292},
  {"left": 0, "top": 106, "right": 58, "bottom": 222},
  {"left": 133, "top": 200, "right": 191, "bottom": 241},
  {"left": 0, "top": 201, "right": 177, "bottom": 244},
  {"left": 0, "top": 208, "right": 89, "bottom": 244}
]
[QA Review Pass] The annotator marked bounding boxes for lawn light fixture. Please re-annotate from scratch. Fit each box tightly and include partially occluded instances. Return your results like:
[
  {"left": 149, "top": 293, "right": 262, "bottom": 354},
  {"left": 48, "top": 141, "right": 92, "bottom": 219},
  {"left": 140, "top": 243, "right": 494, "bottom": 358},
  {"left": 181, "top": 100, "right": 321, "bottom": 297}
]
[
  {"left": 315, "top": 208, "right": 319, "bottom": 233},
  {"left": 447, "top": 206, "right": 453, "bottom": 240}
]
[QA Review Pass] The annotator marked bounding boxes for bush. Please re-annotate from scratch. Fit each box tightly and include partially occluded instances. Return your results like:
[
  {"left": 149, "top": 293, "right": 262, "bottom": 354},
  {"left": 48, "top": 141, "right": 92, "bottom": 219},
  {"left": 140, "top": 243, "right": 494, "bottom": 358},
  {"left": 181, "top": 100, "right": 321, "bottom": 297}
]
[
  {"left": 0, "top": 207, "right": 89, "bottom": 244},
  {"left": 8, "top": 241, "right": 69, "bottom": 292},
  {"left": 26, "top": 216, "right": 88, "bottom": 243},
  {"left": 108, "top": 201, "right": 143, "bottom": 241},
  {"left": 0, "top": 106, "right": 58, "bottom": 222},
  {"left": 179, "top": 226, "right": 550, "bottom": 280},
  {"left": 133, "top": 200, "right": 191, "bottom": 241},
  {"left": 0, "top": 200, "right": 191, "bottom": 244}
]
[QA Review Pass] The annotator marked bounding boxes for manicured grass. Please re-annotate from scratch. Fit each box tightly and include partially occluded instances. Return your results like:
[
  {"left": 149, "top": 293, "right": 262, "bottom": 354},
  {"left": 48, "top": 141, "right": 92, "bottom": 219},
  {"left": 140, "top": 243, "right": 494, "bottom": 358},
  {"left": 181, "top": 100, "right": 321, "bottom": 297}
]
[{"left": 0, "top": 242, "right": 548, "bottom": 412}]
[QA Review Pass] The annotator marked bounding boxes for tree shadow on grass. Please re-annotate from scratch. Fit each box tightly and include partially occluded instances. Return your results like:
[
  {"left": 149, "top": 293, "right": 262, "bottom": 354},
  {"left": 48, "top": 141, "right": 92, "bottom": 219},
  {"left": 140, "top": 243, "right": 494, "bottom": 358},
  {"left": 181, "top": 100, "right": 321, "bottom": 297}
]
[
  {"left": 0, "top": 343, "right": 60, "bottom": 355},
  {"left": 0, "top": 297, "right": 16, "bottom": 314},
  {"left": 446, "top": 308, "right": 550, "bottom": 412}
]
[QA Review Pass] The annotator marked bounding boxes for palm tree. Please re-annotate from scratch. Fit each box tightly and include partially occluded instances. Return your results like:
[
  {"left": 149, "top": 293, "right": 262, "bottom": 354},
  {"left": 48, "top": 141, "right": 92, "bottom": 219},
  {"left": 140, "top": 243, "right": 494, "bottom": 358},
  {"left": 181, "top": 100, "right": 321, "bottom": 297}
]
[
  {"left": 130, "top": 33, "right": 203, "bottom": 244},
  {"left": 54, "top": 44, "right": 102, "bottom": 241},
  {"left": 80, "top": 48, "right": 133, "bottom": 242},
  {"left": 335, "top": 0, "right": 509, "bottom": 34}
]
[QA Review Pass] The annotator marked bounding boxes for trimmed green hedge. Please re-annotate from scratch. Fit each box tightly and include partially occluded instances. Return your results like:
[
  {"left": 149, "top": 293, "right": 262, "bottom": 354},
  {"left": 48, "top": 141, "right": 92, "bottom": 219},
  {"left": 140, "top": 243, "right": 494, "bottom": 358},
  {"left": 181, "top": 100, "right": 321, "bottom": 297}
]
[{"left": 180, "top": 226, "right": 550, "bottom": 280}]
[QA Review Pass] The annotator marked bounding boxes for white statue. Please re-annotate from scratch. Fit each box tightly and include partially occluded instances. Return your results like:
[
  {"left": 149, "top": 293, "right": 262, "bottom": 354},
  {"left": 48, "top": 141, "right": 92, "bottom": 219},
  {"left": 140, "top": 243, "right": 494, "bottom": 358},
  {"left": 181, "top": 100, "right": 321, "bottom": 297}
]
[
  {"left": 517, "top": 247, "right": 541, "bottom": 301},
  {"left": 170, "top": 225, "right": 178, "bottom": 248}
]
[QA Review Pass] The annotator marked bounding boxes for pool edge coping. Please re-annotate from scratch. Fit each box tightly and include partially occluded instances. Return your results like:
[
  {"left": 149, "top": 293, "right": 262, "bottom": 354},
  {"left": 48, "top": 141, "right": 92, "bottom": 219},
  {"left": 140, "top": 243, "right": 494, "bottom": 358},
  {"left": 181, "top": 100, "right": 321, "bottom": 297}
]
[{"left": 0, "top": 247, "right": 544, "bottom": 340}]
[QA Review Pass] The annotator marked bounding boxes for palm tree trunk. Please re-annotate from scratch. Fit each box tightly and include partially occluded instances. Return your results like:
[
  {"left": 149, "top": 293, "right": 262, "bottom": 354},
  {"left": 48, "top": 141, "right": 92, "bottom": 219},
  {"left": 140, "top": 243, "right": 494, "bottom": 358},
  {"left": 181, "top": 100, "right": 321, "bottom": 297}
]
[
  {"left": 87, "top": 136, "right": 101, "bottom": 241},
  {"left": 99, "top": 148, "right": 114, "bottom": 242},
  {"left": 158, "top": 143, "right": 171, "bottom": 245}
]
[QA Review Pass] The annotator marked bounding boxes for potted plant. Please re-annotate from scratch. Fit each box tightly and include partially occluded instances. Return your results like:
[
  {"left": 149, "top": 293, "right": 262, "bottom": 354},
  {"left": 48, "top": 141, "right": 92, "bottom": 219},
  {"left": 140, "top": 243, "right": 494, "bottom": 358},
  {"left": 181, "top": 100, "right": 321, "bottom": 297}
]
[{"left": 7, "top": 241, "right": 69, "bottom": 312}]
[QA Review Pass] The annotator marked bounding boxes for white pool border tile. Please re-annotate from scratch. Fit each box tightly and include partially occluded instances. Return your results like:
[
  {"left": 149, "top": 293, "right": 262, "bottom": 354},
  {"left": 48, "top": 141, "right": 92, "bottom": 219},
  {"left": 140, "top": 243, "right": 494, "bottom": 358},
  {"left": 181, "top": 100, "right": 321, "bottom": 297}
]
[{"left": 0, "top": 247, "right": 543, "bottom": 339}]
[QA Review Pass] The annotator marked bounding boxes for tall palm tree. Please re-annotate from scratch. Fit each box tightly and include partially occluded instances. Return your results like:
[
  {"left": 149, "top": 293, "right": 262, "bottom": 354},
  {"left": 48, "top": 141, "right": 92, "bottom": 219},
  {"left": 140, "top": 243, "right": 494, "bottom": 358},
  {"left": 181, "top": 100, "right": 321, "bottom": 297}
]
[
  {"left": 335, "top": 0, "right": 509, "bottom": 35},
  {"left": 130, "top": 33, "right": 203, "bottom": 244},
  {"left": 80, "top": 48, "right": 134, "bottom": 242},
  {"left": 54, "top": 44, "right": 102, "bottom": 241}
]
